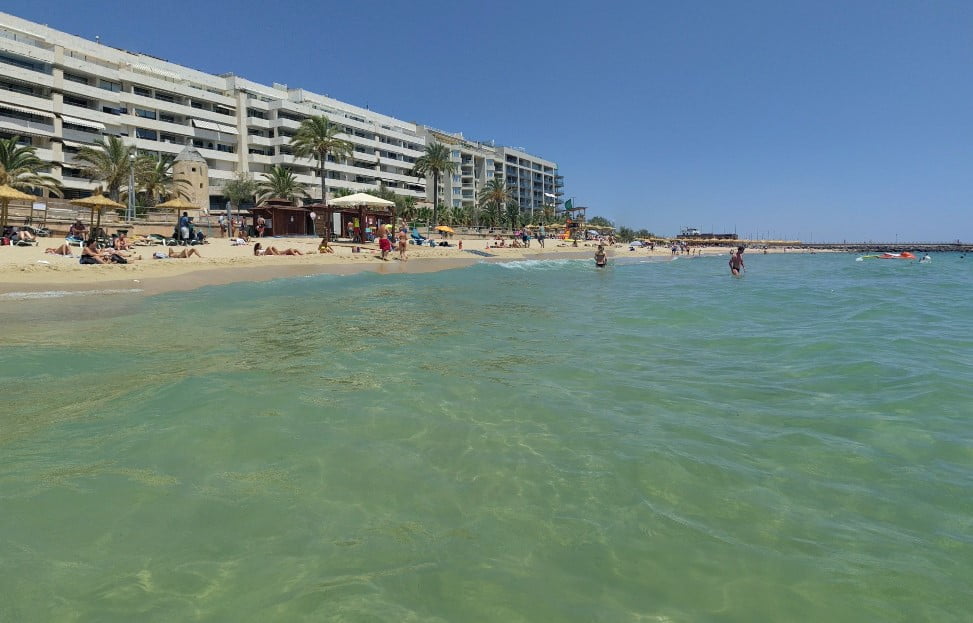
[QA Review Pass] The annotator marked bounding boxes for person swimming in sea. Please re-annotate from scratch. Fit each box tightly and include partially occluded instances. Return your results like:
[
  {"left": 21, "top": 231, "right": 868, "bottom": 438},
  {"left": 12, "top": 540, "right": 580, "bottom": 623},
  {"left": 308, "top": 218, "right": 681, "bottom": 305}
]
[
  {"left": 729, "top": 246, "right": 745, "bottom": 275},
  {"left": 594, "top": 244, "right": 607, "bottom": 267}
]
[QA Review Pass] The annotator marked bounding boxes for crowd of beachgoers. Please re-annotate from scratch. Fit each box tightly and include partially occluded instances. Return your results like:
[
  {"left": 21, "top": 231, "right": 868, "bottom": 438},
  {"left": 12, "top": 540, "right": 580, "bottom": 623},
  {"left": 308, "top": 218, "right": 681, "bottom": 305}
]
[{"left": 0, "top": 220, "right": 814, "bottom": 296}]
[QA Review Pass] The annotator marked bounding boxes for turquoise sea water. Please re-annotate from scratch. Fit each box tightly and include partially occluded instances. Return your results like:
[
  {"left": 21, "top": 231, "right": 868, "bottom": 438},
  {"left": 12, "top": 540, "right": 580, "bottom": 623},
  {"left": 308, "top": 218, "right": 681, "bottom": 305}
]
[{"left": 1, "top": 253, "right": 972, "bottom": 622}]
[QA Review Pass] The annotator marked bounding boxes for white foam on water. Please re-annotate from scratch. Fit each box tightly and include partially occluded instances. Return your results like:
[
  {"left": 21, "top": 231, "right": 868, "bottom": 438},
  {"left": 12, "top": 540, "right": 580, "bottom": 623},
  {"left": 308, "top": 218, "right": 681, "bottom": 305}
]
[
  {"left": 0, "top": 288, "right": 143, "bottom": 301},
  {"left": 492, "top": 258, "right": 591, "bottom": 271}
]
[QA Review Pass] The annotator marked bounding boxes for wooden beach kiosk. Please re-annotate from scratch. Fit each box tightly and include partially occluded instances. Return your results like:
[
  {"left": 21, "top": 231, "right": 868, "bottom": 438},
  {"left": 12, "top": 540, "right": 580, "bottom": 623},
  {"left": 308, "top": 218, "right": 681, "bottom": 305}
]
[
  {"left": 306, "top": 193, "right": 395, "bottom": 242},
  {"left": 251, "top": 198, "right": 312, "bottom": 236}
]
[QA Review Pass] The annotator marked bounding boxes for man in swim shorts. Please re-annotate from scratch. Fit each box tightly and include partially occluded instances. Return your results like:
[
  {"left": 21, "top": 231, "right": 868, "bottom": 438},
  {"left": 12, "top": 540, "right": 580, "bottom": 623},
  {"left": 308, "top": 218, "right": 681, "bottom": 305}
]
[{"left": 729, "top": 246, "right": 745, "bottom": 275}]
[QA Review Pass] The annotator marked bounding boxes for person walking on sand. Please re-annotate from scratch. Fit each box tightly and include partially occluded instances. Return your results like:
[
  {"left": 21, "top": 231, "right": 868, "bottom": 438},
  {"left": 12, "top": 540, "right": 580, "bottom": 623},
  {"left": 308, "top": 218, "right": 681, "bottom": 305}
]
[
  {"left": 397, "top": 227, "right": 409, "bottom": 261},
  {"left": 729, "top": 246, "right": 745, "bottom": 276},
  {"left": 378, "top": 234, "right": 391, "bottom": 260}
]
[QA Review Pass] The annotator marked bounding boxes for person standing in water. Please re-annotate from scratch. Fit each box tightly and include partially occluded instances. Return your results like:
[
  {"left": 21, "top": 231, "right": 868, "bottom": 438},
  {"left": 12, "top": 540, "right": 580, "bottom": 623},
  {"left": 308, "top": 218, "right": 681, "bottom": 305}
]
[
  {"left": 595, "top": 244, "right": 608, "bottom": 267},
  {"left": 729, "top": 246, "right": 745, "bottom": 275}
]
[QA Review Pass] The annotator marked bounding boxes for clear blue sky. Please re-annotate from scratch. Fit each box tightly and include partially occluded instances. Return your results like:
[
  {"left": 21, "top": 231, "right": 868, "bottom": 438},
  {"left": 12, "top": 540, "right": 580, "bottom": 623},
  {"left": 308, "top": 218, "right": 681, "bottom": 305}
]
[{"left": 6, "top": 0, "right": 971, "bottom": 242}]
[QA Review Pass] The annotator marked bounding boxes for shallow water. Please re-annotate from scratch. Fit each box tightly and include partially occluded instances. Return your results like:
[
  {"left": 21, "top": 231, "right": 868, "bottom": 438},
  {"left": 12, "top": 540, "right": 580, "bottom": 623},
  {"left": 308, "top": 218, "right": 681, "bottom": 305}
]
[{"left": 1, "top": 253, "right": 971, "bottom": 621}]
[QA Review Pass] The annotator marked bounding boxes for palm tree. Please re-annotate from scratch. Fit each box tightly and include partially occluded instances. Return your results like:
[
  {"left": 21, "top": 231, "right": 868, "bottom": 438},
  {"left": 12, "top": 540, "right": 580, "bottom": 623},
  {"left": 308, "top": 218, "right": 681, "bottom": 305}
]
[
  {"left": 256, "top": 165, "right": 308, "bottom": 203},
  {"left": 290, "top": 115, "right": 353, "bottom": 206},
  {"left": 0, "top": 135, "right": 63, "bottom": 228},
  {"left": 74, "top": 136, "right": 134, "bottom": 202},
  {"left": 221, "top": 171, "right": 257, "bottom": 236},
  {"left": 478, "top": 177, "right": 514, "bottom": 229},
  {"left": 136, "top": 154, "right": 189, "bottom": 207},
  {"left": 542, "top": 203, "right": 556, "bottom": 224},
  {"left": 505, "top": 203, "right": 521, "bottom": 230},
  {"left": 410, "top": 142, "right": 456, "bottom": 234}
]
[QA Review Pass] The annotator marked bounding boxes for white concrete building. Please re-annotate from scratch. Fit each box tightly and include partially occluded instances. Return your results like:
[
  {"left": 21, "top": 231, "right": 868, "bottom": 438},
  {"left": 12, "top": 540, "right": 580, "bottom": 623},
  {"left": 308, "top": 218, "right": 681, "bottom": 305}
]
[
  {"left": 418, "top": 127, "right": 562, "bottom": 220},
  {"left": 0, "top": 12, "right": 426, "bottom": 207}
]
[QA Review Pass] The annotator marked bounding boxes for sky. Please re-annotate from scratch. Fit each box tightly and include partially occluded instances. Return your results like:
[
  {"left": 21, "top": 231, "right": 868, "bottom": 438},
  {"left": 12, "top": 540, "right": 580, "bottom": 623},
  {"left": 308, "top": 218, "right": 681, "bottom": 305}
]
[{"left": 4, "top": 0, "right": 971, "bottom": 242}]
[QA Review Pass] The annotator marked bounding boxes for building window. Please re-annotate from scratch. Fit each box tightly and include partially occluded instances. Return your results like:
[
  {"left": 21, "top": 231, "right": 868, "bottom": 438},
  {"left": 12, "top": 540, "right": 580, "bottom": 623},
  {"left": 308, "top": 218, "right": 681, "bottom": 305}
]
[
  {"left": 0, "top": 79, "right": 35, "bottom": 96},
  {"left": 135, "top": 108, "right": 157, "bottom": 119},
  {"left": 63, "top": 95, "right": 91, "bottom": 108},
  {"left": 99, "top": 79, "right": 121, "bottom": 92},
  {"left": 159, "top": 114, "right": 176, "bottom": 123},
  {"left": 135, "top": 128, "right": 157, "bottom": 140},
  {"left": 63, "top": 122, "right": 98, "bottom": 134},
  {"left": 64, "top": 73, "right": 89, "bottom": 85},
  {"left": 133, "top": 86, "right": 152, "bottom": 97}
]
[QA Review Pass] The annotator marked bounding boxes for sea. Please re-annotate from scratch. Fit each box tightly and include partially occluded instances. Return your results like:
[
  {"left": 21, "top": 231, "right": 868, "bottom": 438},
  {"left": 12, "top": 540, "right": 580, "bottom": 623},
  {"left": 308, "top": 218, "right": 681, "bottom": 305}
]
[{"left": 1, "top": 252, "right": 971, "bottom": 622}]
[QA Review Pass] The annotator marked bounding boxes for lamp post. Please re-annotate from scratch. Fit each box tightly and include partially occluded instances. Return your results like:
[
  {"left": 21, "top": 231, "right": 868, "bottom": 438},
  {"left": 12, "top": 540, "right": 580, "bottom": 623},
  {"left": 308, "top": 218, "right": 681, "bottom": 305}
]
[{"left": 127, "top": 152, "right": 136, "bottom": 222}]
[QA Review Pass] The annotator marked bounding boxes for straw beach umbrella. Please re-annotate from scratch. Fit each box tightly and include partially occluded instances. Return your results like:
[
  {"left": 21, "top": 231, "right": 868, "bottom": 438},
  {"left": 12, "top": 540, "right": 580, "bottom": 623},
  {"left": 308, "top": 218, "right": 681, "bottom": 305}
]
[
  {"left": 155, "top": 197, "right": 197, "bottom": 211},
  {"left": 156, "top": 197, "right": 204, "bottom": 238},
  {"left": 0, "top": 184, "right": 35, "bottom": 230},
  {"left": 70, "top": 192, "right": 125, "bottom": 236}
]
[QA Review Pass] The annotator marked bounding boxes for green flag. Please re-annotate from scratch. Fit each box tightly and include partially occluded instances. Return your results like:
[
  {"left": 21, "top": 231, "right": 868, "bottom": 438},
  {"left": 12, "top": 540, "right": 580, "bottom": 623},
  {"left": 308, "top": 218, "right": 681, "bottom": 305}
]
[{"left": 564, "top": 198, "right": 573, "bottom": 211}]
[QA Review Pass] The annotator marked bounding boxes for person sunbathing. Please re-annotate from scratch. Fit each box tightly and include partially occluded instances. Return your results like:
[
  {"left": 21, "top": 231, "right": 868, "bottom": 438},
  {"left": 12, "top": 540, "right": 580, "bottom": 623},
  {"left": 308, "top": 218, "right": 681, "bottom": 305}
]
[
  {"left": 168, "top": 247, "right": 202, "bottom": 258},
  {"left": 254, "top": 243, "right": 303, "bottom": 256},
  {"left": 319, "top": 238, "right": 334, "bottom": 253},
  {"left": 114, "top": 232, "right": 131, "bottom": 250},
  {"left": 45, "top": 243, "right": 75, "bottom": 256}
]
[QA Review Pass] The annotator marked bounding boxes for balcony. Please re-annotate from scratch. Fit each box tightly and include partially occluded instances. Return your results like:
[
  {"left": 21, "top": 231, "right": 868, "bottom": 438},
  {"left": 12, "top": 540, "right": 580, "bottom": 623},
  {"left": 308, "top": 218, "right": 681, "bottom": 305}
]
[{"left": 0, "top": 114, "right": 55, "bottom": 139}]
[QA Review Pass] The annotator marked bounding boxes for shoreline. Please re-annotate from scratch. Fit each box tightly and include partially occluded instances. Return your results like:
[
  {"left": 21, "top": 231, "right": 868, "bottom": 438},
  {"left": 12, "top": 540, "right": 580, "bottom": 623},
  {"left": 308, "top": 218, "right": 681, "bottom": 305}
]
[{"left": 0, "top": 237, "right": 819, "bottom": 299}]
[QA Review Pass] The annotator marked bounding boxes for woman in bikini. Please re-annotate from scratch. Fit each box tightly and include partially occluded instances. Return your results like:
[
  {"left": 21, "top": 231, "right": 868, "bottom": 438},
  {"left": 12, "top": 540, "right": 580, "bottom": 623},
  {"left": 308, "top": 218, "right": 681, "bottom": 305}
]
[
  {"left": 169, "top": 247, "right": 203, "bottom": 258},
  {"left": 254, "top": 243, "right": 302, "bottom": 256}
]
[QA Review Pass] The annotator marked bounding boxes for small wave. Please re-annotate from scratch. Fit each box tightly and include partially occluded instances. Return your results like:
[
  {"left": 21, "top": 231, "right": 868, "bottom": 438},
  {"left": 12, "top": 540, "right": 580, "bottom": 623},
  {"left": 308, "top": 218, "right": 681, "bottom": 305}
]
[
  {"left": 0, "top": 288, "right": 143, "bottom": 301},
  {"left": 492, "top": 258, "right": 591, "bottom": 271}
]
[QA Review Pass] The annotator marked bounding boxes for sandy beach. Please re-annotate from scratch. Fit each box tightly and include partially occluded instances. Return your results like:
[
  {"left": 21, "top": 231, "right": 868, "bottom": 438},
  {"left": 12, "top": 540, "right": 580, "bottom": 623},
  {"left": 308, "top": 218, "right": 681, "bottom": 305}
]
[{"left": 0, "top": 236, "right": 810, "bottom": 297}]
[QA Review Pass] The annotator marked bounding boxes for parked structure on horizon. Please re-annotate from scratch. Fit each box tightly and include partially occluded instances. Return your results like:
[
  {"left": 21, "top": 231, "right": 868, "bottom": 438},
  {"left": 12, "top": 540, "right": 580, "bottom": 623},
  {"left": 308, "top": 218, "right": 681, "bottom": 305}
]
[{"left": 0, "top": 11, "right": 561, "bottom": 216}]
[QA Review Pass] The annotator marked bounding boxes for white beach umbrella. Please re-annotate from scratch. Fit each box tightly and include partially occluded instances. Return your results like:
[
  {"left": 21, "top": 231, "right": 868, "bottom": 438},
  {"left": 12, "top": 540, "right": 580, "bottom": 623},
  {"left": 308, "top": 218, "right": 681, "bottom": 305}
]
[{"left": 329, "top": 192, "right": 394, "bottom": 207}]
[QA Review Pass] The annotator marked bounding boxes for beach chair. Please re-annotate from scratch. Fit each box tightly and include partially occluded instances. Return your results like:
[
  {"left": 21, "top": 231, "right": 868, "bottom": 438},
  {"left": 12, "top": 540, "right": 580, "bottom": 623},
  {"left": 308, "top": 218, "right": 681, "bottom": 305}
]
[{"left": 410, "top": 228, "right": 427, "bottom": 245}]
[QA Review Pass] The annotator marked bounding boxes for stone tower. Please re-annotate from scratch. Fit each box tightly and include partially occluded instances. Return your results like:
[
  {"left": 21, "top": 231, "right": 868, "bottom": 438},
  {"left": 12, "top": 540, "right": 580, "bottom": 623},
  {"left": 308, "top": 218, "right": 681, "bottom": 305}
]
[{"left": 172, "top": 145, "right": 209, "bottom": 214}]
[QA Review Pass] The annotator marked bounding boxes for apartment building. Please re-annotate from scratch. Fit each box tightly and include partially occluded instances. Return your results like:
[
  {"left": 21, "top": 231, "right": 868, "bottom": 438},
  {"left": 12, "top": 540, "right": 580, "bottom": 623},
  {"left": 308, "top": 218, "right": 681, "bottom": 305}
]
[
  {"left": 0, "top": 12, "right": 426, "bottom": 209},
  {"left": 418, "top": 127, "right": 563, "bottom": 219}
]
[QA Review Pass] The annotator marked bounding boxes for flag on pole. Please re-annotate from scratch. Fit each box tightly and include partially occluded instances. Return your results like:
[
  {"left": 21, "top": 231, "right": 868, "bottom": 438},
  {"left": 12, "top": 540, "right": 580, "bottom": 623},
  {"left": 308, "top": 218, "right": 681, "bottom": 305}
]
[{"left": 564, "top": 198, "right": 574, "bottom": 211}]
